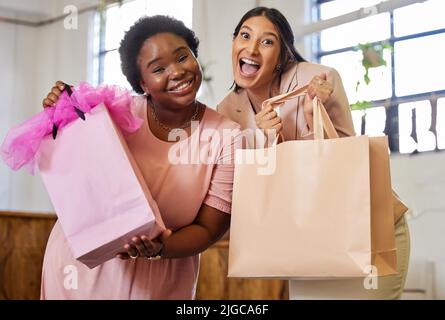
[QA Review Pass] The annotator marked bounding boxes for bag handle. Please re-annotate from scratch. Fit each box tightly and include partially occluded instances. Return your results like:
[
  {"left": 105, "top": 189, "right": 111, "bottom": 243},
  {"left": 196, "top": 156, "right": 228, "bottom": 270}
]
[
  {"left": 261, "top": 85, "right": 340, "bottom": 145},
  {"left": 261, "top": 85, "right": 307, "bottom": 146},
  {"left": 313, "top": 96, "right": 339, "bottom": 140}
]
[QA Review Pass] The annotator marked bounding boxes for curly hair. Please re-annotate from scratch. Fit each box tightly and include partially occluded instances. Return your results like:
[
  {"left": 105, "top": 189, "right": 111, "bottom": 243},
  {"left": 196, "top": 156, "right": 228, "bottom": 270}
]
[{"left": 119, "top": 15, "right": 200, "bottom": 94}]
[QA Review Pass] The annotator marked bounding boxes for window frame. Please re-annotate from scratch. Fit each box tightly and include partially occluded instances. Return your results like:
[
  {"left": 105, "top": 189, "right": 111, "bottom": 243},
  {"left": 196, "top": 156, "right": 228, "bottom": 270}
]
[{"left": 314, "top": 0, "right": 445, "bottom": 154}]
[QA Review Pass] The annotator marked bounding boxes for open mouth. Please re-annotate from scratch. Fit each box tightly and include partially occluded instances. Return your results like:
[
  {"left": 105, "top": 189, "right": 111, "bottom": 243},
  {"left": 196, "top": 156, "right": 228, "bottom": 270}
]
[
  {"left": 168, "top": 78, "right": 194, "bottom": 93},
  {"left": 239, "top": 58, "right": 261, "bottom": 76}
]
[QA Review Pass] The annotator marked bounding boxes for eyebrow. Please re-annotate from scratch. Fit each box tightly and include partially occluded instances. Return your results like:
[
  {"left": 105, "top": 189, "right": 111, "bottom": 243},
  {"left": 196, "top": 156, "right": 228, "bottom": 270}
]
[
  {"left": 240, "top": 25, "right": 279, "bottom": 40},
  {"left": 146, "top": 46, "right": 189, "bottom": 68}
]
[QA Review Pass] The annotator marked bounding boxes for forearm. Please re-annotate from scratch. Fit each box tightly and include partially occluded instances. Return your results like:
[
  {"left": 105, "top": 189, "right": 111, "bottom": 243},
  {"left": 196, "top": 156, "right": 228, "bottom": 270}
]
[{"left": 161, "top": 221, "right": 229, "bottom": 259}]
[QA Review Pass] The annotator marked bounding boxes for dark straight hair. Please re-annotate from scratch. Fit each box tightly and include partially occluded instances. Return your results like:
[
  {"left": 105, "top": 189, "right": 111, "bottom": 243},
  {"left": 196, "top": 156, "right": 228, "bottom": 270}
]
[{"left": 231, "top": 7, "right": 306, "bottom": 92}]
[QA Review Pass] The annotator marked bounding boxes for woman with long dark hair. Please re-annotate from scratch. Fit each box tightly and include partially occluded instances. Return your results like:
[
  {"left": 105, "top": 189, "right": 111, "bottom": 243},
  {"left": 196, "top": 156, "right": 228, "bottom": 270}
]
[{"left": 218, "top": 7, "right": 410, "bottom": 299}]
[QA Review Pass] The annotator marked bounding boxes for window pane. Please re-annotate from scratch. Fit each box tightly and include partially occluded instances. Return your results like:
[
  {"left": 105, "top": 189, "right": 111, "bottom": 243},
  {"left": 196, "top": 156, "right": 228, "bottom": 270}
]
[
  {"left": 437, "top": 98, "right": 445, "bottom": 150},
  {"left": 105, "top": 0, "right": 193, "bottom": 51},
  {"left": 321, "top": 49, "right": 392, "bottom": 104},
  {"left": 320, "top": 0, "right": 388, "bottom": 20},
  {"left": 394, "top": 0, "right": 445, "bottom": 37},
  {"left": 395, "top": 34, "right": 445, "bottom": 96},
  {"left": 351, "top": 107, "right": 386, "bottom": 137},
  {"left": 398, "top": 101, "right": 436, "bottom": 153},
  {"left": 101, "top": 0, "right": 194, "bottom": 89},
  {"left": 365, "top": 106, "right": 386, "bottom": 137},
  {"left": 105, "top": 1, "right": 148, "bottom": 51},
  {"left": 320, "top": 13, "right": 390, "bottom": 51},
  {"left": 103, "top": 50, "right": 132, "bottom": 90},
  {"left": 351, "top": 110, "right": 364, "bottom": 135}
]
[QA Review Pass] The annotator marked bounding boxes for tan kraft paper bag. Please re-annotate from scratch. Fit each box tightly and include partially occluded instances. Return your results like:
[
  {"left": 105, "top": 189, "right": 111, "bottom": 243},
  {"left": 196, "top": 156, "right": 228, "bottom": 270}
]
[{"left": 228, "top": 86, "right": 398, "bottom": 279}]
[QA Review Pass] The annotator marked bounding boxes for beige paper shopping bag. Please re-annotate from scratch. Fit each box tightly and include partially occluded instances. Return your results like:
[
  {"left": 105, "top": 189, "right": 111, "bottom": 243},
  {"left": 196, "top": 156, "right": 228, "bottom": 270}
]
[
  {"left": 368, "top": 136, "right": 398, "bottom": 276},
  {"left": 229, "top": 87, "right": 400, "bottom": 278},
  {"left": 313, "top": 100, "right": 398, "bottom": 276},
  {"left": 313, "top": 97, "right": 398, "bottom": 276},
  {"left": 228, "top": 87, "right": 373, "bottom": 279}
]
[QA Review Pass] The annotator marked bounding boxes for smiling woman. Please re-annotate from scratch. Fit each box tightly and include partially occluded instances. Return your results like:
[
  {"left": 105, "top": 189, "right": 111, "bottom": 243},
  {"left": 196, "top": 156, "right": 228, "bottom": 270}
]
[
  {"left": 39, "top": 15, "right": 242, "bottom": 300},
  {"left": 135, "top": 32, "right": 203, "bottom": 140},
  {"left": 217, "top": 6, "right": 410, "bottom": 300},
  {"left": 218, "top": 7, "right": 353, "bottom": 146}
]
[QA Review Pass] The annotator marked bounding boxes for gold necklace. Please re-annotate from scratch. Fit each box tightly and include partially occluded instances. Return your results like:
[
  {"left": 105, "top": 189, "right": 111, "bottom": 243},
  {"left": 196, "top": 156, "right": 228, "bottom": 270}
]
[{"left": 149, "top": 98, "right": 200, "bottom": 133}]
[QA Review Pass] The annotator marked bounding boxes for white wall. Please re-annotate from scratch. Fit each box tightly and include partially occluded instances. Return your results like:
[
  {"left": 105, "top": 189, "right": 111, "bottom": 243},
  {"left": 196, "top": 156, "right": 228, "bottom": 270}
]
[
  {"left": 0, "top": 0, "right": 95, "bottom": 212},
  {"left": 391, "top": 152, "right": 445, "bottom": 299}
]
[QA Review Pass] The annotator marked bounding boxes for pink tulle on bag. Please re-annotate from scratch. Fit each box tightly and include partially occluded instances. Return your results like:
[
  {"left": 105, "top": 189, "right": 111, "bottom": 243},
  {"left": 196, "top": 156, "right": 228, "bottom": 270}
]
[{"left": 0, "top": 82, "right": 142, "bottom": 174}]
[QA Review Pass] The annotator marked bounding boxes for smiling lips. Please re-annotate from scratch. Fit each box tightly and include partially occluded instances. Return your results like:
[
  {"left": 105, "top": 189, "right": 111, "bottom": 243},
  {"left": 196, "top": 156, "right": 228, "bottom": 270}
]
[
  {"left": 168, "top": 78, "right": 194, "bottom": 94},
  {"left": 239, "top": 57, "right": 261, "bottom": 77}
]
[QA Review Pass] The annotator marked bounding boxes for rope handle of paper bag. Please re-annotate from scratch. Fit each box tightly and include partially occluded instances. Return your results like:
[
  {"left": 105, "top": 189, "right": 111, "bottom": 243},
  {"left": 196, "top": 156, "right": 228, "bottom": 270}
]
[
  {"left": 261, "top": 84, "right": 339, "bottom": 145},
  {"left": 313, "top": 96, "right": 339, "bottom": 140}
]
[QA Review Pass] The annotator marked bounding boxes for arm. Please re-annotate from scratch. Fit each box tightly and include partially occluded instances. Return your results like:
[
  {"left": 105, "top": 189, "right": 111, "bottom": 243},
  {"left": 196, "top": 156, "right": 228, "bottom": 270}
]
[
  {"left": 301, "top": 68, "right": 355, "bottom": 138},
  {"left": 323, "top": 68, "right": 356, "bottom": 137},
  {"left": 120, "top": 125, "right": 242, "bottom": 260},
  {"left": 121, "top": 198, "right": 231, "bottom": 261},
  {"left": 162, "top": 204, "right": 230, "bottom": 258}
]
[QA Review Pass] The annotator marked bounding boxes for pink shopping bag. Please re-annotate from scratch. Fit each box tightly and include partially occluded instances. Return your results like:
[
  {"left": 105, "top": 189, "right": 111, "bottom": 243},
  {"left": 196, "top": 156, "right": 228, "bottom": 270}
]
[
  {"left": 1, "top": 83, "right": 165, "bottom": 269},
  {"left": 37, "top": 104, "right": 165, "bottom": 268}
]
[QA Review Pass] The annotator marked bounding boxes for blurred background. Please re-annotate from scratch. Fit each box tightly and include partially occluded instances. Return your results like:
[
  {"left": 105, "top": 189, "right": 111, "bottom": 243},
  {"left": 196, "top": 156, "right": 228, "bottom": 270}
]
[{"left": 0, "top": 0, "right": 444, "bottom": 299}]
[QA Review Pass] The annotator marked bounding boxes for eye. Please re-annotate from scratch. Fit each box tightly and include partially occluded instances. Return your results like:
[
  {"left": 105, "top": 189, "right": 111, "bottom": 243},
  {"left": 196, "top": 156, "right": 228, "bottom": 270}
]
[
  {"left": 178, "top": 54, "right": 188, "bottom": 63},
  {"left": 153, "top": 67, "right": 165, "bottom": 74},
  {"left": 262, "top": 39, "right": 274, "bottom": 46},
  {"left": 240, "top": 32, "right": 250, "bottom": 40}
]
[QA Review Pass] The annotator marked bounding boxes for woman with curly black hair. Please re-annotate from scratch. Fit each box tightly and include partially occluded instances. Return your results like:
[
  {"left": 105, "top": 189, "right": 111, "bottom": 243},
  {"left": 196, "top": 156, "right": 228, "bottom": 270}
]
[{"left": 40, "top": 15, "right": 241, "bottom": 300}]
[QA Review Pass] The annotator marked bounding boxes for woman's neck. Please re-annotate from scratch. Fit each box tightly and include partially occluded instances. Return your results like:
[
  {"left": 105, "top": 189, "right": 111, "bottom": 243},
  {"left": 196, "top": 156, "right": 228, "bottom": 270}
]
[
  {"left": 245, "top": 79, "right": 280, "bottom": 113},
  {"left": 148, "top": 97, "right": 198, "bottom": 128}
]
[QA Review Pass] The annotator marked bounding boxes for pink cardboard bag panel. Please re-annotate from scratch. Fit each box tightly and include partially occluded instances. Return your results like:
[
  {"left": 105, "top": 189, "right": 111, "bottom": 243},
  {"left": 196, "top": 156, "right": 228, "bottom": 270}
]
[{"left": 38, "top": 104, "right": 165, "bottom": 269}]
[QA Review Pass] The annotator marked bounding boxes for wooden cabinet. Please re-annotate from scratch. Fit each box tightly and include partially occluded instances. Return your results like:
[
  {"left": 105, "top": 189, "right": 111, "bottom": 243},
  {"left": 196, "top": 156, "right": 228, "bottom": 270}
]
[
  {"left": 0, "top": 211, "right": 56, "bottom": 300},
  {"left": 196, "top": 240, "right": 288, "bottom": 300},
  {"left": 0, "top": 212, "right": 287, "bottom": 300}
]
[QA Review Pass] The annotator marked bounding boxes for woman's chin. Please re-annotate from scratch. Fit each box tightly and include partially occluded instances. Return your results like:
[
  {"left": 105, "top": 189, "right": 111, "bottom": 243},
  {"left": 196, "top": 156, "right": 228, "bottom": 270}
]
[
  {"left": 172, "top": 93, "right": 198, "bottom": 108},
  {"left": 234, "top": 77, "right": 256, "bottom": 90}
]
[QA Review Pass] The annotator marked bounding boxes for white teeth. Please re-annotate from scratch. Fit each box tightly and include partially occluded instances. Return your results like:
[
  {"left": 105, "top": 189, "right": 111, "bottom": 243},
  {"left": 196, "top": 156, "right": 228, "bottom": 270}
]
[
  {"left": 241, "top": 58, "right": 260, "bottom": 66},
  {"left": 170, "top": 79, "right": 192, "bottom": 91}
]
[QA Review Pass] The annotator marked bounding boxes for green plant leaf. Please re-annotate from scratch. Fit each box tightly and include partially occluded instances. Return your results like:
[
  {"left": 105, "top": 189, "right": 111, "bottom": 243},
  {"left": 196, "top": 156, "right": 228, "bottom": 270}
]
[
  {"left": 351, "top": 100, "right": 372, "bottom": 110},
  {"left": 364, "top": 72, "right": 370, "bottom": 85}
]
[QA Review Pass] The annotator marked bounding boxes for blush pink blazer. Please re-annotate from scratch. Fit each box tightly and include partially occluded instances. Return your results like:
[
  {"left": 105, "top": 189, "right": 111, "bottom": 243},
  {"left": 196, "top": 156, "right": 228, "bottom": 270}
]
[{"left": 217, "top": 61, "right": 356, "bottom": 145}]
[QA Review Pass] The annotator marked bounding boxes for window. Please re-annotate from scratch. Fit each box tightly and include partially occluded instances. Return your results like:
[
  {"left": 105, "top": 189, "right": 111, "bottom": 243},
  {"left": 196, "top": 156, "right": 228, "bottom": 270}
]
[
  {"left": 94, "top": 0, "right": 193, "bottom": 90},
  {"left": 314, "top": 0, "right": 445, "bottom": 154}
]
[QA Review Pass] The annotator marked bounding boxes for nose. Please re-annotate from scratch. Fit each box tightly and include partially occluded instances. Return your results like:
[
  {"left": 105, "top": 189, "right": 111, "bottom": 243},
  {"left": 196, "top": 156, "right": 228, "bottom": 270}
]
[
  {"left": 170, "top": 63, "right": 186, "bottom": 79},
  {"left": 246, "top": 40, "right": 259, "bottom": 55}
]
